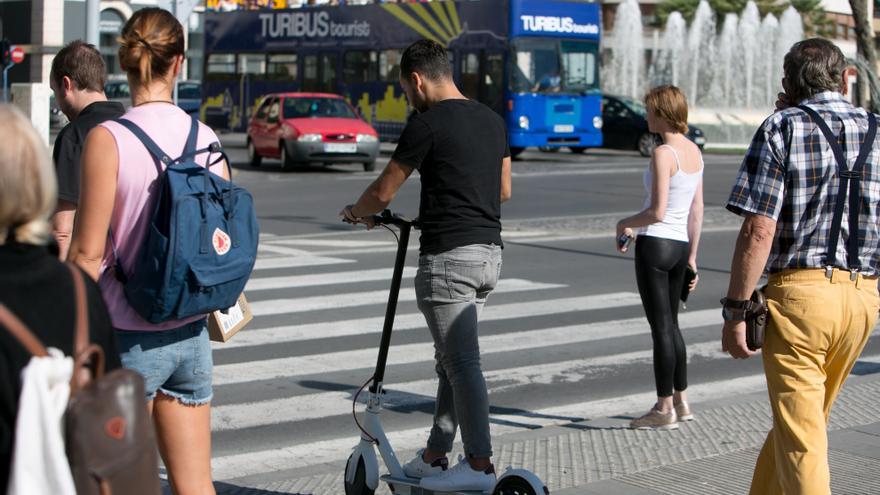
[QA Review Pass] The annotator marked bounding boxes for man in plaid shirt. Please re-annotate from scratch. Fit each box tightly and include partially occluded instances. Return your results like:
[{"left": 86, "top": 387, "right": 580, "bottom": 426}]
[{"left": 722, "top": 38, "right": 880, "bottom": 495}]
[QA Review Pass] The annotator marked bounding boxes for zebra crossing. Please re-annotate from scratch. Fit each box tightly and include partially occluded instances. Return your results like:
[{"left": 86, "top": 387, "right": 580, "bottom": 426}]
[{"left": 209, "top": 229, "right": 880, "bottom": 484}]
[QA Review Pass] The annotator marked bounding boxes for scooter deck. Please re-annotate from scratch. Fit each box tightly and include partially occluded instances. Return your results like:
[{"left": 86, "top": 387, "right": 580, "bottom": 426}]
[{"left": 380, "top": 474, "right": 490, "bottom": 495}]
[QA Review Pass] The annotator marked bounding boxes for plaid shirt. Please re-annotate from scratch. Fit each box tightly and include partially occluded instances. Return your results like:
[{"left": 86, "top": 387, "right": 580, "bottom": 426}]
[{"left": 727, "top": 92, "right": 880, "bottom": 276}]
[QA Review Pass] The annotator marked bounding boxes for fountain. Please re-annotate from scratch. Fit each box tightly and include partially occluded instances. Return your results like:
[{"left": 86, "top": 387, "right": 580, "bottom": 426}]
[
  {"left": 604, "top": 0, "right": 644, "bottom": 99},
  {"left": 603, "top": 0, "right": 806, "bottom": 144}
]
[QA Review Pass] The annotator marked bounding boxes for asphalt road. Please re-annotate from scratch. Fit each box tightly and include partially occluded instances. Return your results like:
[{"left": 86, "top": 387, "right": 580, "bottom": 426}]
[{"left": 206, "top": 138, "right": 880, "bottom": 486}]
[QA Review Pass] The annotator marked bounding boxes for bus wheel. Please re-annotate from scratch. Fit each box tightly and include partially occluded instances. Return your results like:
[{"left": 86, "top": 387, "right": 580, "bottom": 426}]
[
  {"left": 247, "top": 139, "right": 262, "bottom": 167},
  {"left": 569, "top": 146, "right": 587, "bottom": 154},
  {"left": 510, "top": 147, "right": 524, "bottom": 159},
  {"left": 363, "top": 161, "right": 376, "bottom": 172}
]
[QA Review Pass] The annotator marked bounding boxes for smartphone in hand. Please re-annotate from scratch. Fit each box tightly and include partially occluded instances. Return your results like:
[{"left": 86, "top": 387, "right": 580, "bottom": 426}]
[{"left": 617, "top": 233, "right": 633, "bottom": 250}]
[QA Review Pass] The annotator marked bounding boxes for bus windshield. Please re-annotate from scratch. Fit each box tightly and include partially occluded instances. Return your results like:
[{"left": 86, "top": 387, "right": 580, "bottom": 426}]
[
  {"left": 510, "top": 39, "right": 599, "bottom": 95},
  {"left": 283, "top": 97, "right": 357, "bottom": 119}
]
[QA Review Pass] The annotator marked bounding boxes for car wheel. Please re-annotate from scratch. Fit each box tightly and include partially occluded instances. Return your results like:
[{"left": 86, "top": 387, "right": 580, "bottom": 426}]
[
  {"left": 280, "top": 141, "right": 295, "bottom": 170},
  {"left": 363, "top": 161, "right": 376, "bottom": 172},
  {"left": 569, "top": 146, "right": 587, "bottom": 154},
  {"left": 638, "top": 133, "right": 660, "bottom": 157},
  {"left": 247, "top": 139, "right": 262, "bottom": 168},
  {"left": 510, "top": 147, "right": 524, "bottom": 159}
]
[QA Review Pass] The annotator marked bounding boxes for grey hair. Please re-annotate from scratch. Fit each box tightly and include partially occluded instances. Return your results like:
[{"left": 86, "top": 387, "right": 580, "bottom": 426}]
[{"left": 783, "top": 38, "right": 847, "bottom": 103}]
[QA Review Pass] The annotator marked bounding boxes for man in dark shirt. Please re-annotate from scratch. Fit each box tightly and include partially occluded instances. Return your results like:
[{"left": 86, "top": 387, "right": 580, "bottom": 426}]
[
  {"left": 341, "top": 39, "right": 511, "bottom": 492},
  {"left": 50, "top": 41, "right": 125, "bottom": 259}
]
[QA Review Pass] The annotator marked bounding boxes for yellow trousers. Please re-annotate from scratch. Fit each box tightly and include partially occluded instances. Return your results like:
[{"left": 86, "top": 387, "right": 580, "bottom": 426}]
[{"left": 750, "top": 269, "right": 879, "bottom": 495}]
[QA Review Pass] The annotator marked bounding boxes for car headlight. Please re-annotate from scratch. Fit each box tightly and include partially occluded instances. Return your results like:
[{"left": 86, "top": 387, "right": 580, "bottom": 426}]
[
  {"left": 518, "top": 116, "right": 529, "bottom": 130},
  {"left": 356, "top": 134, "right": 378, "bottom": 143},
  {"left": 593, "top": 116, "right": 603, "bottom": 129},
  {"left": 297, "top": 133, "right": 322, "bottom": 142}
]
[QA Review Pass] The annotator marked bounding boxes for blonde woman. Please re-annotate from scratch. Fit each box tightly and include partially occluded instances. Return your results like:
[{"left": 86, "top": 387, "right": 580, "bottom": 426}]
[
  {"left": 68, "top": 8, "right": 226, "bottom": 494},
  {"left": 0, "top": 105, "right": 120, "bottom": 490},
  {"left": 616, "top": 85, "right": 704, "bottom": 430}
]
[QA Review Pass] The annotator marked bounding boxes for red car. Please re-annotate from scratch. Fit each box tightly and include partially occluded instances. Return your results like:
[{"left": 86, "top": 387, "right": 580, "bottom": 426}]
[{"left": 246, "top": 92, "right": 380, "bottom": 171}]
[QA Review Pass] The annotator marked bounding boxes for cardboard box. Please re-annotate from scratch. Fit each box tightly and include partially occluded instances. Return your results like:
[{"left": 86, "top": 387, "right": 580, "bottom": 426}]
[{"left": 207, "top": 293, "right": 253, "bottom": 343}]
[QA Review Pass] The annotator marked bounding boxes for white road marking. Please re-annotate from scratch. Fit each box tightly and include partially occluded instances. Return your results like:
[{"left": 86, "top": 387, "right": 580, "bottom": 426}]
[{"left": 245, "top": 267, "right": 418, "bottom": 292}]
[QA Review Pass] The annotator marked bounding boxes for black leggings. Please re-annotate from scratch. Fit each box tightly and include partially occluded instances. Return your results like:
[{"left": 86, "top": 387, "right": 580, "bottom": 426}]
[{"left": 634, "top": 235, "right": 690, "bottom": 397}]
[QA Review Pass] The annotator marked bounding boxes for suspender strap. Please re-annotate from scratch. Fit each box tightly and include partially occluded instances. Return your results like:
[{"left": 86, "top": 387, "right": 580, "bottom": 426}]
[{"left": 798, "top": 106, "right": 877, "bottom": 276}]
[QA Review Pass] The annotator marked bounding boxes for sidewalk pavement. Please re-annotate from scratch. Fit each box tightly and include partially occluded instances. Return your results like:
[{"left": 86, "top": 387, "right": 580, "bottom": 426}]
[{"left": 212, "top": 367, "right": 880, "bottom": 495}]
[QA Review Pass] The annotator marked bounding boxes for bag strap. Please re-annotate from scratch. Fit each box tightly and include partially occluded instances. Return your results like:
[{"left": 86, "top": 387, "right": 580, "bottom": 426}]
[
  {"left": 0, "top": 305, "right": 49, "bottom": 357},
  {"left": 115, "top": 118, "right": 172, "bottom": 175},
  {"left": 797, "top": 106, "right": 877, "bottom": 275},
  {"left": 66, "top": 264, "right": 89, "bottom": 356}
]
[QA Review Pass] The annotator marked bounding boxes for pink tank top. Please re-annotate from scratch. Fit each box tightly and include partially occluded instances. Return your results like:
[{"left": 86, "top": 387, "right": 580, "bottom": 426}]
[{"left": 98, "top": 103, "right": 224, "bottom": 331}]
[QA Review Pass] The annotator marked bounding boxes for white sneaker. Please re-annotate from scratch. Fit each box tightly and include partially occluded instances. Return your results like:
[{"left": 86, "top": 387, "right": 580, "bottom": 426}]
[
  {"left": 402, "top": 449, "right": 448, "bottom": 479},
  {"left": 419, "top": 456, "right": 496, "bottom": 492}
]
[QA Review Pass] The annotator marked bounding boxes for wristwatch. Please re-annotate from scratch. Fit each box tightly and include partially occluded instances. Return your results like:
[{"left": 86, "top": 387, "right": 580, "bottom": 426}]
[{"left": 720, "top": 297, "right": 749, "bottom": 322}]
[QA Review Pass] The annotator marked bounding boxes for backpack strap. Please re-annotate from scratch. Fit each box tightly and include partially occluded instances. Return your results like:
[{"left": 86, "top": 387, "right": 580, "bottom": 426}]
[
  {"left": 114, "top": 118, "right": 172, "bottom": 175},
  {"left": 798, "top": 106, "right": 877, "bottom": 277},
  {"left": 0, "top": 305, "right": 49, "bottom": 357},
  {"left": 65, "top": 263, "right": 105, "bottom": 395},
  {"left": 183, "top": 114, "right": 199, "bottom": 156}
]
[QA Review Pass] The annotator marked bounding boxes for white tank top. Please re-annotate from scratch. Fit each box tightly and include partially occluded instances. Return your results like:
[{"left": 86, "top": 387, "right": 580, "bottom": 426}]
[{"left": 640, "top": 145, "right": 703, "bottom": 243}]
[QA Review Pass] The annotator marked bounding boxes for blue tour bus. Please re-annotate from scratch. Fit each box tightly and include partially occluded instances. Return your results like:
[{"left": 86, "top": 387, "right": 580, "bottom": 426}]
[{"left": 202, "top": 0, "right": 603, "bottom": 156}]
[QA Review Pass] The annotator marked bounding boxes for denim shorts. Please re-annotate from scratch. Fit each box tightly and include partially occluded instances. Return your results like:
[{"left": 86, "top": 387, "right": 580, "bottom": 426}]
[{"left": 115, "top": 319, "right": 213, "bottom": 405}]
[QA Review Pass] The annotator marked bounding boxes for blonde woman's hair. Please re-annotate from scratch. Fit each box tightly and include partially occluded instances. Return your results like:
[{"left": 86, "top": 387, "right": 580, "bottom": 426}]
[
  {"left": 118, "top": 8, "right": 185, "bottom": 86},
  {"left": 645, "top": 85, "right": 689, "bottom": 134},
  {"left": 0, "top": 104, "right": 57, "bottom": 245}
]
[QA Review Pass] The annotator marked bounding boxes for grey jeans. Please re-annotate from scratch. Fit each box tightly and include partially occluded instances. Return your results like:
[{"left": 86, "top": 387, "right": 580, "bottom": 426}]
[{"left": 415, "top": 243, "right": 502, "bottom": 459}]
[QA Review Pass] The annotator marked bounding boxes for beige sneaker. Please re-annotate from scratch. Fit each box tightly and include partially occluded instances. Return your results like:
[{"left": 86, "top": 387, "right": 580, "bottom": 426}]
[
  {"left": 630, "top": 407, "right": 678, "bottom": 430},
  {"left": 675, "top": 402, "right": 694, "bottom": 421}
]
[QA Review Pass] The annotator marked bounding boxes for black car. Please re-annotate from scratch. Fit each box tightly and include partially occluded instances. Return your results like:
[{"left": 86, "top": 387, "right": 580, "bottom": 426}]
[{"left": 602, "top": 94, "right": 706, "bottom": 157}]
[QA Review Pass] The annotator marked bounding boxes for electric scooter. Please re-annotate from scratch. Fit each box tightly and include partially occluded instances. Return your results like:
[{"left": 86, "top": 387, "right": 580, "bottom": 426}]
[{"left": 343, "top": 210, "right": 548, "bottom": 495}]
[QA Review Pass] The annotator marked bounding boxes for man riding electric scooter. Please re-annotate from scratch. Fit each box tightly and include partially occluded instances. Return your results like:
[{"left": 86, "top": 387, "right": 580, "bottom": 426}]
[{"left": 340, "top": 39, "right": 512, "bottom": 493}]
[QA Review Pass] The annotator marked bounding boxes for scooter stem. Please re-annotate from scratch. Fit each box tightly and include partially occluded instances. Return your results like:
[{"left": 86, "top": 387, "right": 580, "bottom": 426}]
[{"left": 370, "top": 222, "right": 411, "bottom": 393}]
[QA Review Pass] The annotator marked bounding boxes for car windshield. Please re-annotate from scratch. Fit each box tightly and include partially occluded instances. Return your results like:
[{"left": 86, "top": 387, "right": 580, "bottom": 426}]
[
  {"left": 177, "top": 83, "right": 201, "bottom": 99},
  {"left": 509, "top": 38, "right": 599, "bottom": 95},
  {"left": 283, "top": 97, "right": 356, "bottom": 119},
  {"left": 105, "top": 82, "right": 130, "bottom": 98},
  {"left": 619, "top": 97, "right": 647, "bottom": 117}
]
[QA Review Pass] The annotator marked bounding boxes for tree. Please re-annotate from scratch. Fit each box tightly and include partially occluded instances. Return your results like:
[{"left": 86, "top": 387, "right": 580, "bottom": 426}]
[
  {"left": 790, "top": 0, "right": 834, "bottom": 37},
  {"left": 849, "top": 0, "right": 878, "bottom": 110},
  {"left": 654, "top": 0, "right": 826, "bottom": 31}
]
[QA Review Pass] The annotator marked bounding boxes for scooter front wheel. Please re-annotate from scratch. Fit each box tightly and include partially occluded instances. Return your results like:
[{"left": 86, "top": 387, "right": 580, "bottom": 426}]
[
  {"left": 493, "top": 474, "right": 545, "bottom": 495},
  {"left": 344, "top": 454, "right": 376, "bottom": 495}
]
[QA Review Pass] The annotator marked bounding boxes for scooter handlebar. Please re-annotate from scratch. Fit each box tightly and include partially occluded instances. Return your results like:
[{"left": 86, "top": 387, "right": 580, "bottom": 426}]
[{"left": 371, "top": 209, "right": 416, "bottom": 228}]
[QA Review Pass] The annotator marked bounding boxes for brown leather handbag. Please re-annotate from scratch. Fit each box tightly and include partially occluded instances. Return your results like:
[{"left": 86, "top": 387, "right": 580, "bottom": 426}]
[
  {"left": 746, "top": 288, "right": 768, "bottom": 351},
  {"left": 0, "top": 264, "right": 160, "bottom": 495}
]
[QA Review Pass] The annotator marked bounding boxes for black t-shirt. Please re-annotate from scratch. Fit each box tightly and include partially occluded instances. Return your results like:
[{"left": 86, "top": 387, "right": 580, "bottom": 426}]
[
  {"left": 0, "top": 242, "right": 120, "bottom": 490},
  {"left": 391, "top": 99, "right": 510, "bottom": 255},
  {"left": 53, "top": 101, "right": 126, "bottom": 204}
]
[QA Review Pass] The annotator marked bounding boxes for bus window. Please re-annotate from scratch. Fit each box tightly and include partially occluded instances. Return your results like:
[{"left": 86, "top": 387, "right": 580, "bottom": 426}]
[
  {"left": 482, "top": 52, "right": 504, "bottom": 114},
  {"left": 561, "top": 41, "right": 599, "bottom": 94},
  {"left": 303, "top": 55, "right": 319, "bottom": 91},
  {"left": 320, "top": 53, "right": 338, "bottom": 93},
  {"left": 267, "top": 54, "right": 298, "bottom": 81},
  {"left": 460, "top": 52, "right": 480, "bottom": 100},
  {"left": 379, "top": 50, "right": 401, "bottom": 82},
  {"left": 206, "top": 54, "right": 236, "bottom": 77},
  {"left": 344, "top": 51, "right": 378, "bottom": 84},
  {"left": 238, "top": 54, "right": 266, "bottom": 76}
]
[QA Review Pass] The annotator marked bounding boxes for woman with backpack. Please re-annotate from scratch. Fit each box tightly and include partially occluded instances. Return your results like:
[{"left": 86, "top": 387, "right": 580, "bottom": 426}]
[
  {"left": 0, "top": 104, "right": 122, "bottom": 491},
  {"left": 69, "top": 8, "right": 227, "bottom": 494}
]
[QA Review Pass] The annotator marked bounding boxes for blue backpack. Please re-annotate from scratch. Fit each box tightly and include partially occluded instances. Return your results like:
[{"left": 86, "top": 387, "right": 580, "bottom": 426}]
[{"left": 111, "top": 115, "right": 259, "bottom": 324}]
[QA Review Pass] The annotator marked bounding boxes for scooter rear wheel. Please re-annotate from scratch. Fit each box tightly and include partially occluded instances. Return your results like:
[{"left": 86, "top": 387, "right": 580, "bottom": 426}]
[
  {"left": 344, "top": 454, "right": 375, "bottom": 495},
  {"left": 493, "top": 475, "right": 544, "bottom": 495}
]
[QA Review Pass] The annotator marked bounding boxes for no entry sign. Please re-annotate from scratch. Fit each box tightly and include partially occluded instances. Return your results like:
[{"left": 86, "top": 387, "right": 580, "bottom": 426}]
[{"left": 10, "top": 47, "right": 23, "bottom": 64}]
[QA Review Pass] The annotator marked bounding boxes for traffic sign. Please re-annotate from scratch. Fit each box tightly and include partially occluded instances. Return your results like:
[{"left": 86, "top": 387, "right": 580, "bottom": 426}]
[{"left": 10, "top": 46, "right": 23, "bottom": 64}]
